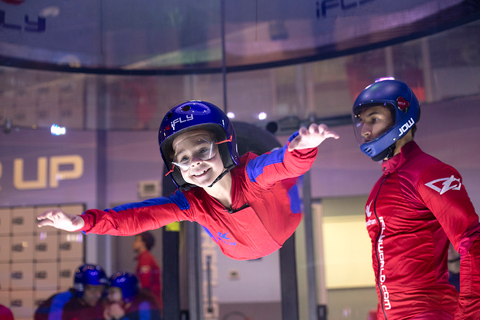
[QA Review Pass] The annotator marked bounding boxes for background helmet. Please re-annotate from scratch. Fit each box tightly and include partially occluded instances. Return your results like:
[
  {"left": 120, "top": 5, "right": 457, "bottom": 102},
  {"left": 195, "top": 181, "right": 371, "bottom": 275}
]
[
  {"left": 352, "top": 79, "right": 421, "bottom": 161},
  {"left": 158, "top": 100, "right": 239, "bottom": 189},
  {"left": 109, "top": 272, "right": 140, "bottom": 303},
  {"left": 73, "top": 264, "right": 108, "bottom": 298}
]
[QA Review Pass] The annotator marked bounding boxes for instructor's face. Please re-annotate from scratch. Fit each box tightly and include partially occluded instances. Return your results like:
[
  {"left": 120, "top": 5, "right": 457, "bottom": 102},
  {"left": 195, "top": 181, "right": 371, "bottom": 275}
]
[{"left": 357, "top": 105, "right": 394, "bottom": 143}]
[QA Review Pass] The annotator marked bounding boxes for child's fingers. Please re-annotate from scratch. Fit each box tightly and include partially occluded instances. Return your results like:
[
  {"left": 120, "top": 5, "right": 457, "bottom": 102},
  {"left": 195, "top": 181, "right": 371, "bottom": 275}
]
[
  {"left": 36, "top": 209, "right": 54, "bottom": 220},
  {"left": 312, "top": 124, "right": 339, "bottom": 139},
  {"left": 298, "top": 126, "right": 308, "bottom": 136},
  {"left": 325, "top": 130, "right": 340, "bottom": 139},
  {"left": 38, "top": 219, "right": 54, "bottom": 228},
  {"left": 308, "top": 123, "right": 319, "bottom": 134}
]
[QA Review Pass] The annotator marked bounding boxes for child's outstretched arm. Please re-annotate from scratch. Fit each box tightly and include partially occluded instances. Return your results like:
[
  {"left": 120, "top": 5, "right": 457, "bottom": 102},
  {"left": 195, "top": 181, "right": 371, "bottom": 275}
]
[
  {"left": 246, "top": 123, "right": 339, "bottom": 188},
  {"left": 37, "top": 193, "right": 195, "bottom": 236},
  {"left": 37, "top": 209, "right": 85, "bottom": 232},
  {"left": 287, "top": 123, "right": 339, "bottom": 151}
]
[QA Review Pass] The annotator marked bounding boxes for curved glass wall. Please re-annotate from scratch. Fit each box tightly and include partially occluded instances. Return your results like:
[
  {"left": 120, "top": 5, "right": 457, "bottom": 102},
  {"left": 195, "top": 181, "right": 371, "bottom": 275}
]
[
  {"left": 0, "top": 19, "right": 479, "bottom": 133},
  {"left": 0, "top": 0, "right": 478, "bottom": 72}
]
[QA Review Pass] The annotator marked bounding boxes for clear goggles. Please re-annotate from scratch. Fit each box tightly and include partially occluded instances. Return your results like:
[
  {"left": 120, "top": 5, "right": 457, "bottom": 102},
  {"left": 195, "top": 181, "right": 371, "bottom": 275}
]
[
  {"left": 165, "top": 135, "right": 232, "bottom": 176},
  {"left": 173, "top": 139, "right": 217, "bottom": 171}
]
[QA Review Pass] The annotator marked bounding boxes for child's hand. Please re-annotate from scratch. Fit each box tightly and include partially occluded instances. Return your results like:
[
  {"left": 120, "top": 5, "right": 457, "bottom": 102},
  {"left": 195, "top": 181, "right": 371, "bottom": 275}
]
[
  {"left": 288, "top": 123, "right": 339, "bottom": 151},
  {"left": 37, "top": 209, "right": 85, "bottom": 231},
  {"left": 105, "top": 303, "right": 125, "bottom": 319},
  {"left": 103, "top": 308, "right": 113, "bottom": 320}
]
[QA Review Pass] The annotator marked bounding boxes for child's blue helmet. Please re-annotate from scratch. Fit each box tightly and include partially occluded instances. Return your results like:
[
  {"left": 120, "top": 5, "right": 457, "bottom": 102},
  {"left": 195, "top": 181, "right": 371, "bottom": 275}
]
[
  {"left": 109, "top": 272, "right": 140, "bottom": 303},
  {"left": 73, "top": 264, "right": 108, "bottom": 298},
  {"left": 158, "top": 101, "right": 239, "bottom": 189},
  {"left": 352, "top": 79, "right": 421, "bottom": 161}
]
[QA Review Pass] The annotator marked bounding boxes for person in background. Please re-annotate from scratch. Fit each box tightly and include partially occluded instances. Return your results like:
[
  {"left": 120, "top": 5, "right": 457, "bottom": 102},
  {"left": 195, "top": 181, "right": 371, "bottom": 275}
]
[
  {"left": 133, "top": 231, "right": 163, "bottom": 311},
  {"left": 352, "top": 78, "right": 480, "bottom": 319},
  {"left": 37, "top": 100, "right": 338, "bottom": 261},
  {"left": 104, "top": 271, "right": 162, "bottom": 320},
  {"left": 34, "top": 263, "right": 108, "bottom": 320},
  {"left": 0, "top": 304, "right": 14, "bottom": 320}
]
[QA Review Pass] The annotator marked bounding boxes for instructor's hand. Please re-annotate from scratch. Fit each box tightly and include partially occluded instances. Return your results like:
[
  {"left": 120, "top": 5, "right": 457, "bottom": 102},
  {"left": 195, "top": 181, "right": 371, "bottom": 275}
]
[
  {"left": 37, "top": 209, "right": 85, "bottom": 232},
  {"left": 288, "top": 123, "right": 339, "bottom": 151}
]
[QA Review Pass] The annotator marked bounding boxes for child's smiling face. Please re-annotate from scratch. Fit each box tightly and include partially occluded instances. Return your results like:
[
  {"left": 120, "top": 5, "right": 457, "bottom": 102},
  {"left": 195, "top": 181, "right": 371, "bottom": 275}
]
[{"left": 172, "top": 129, "right": 225, "bottom": 188}]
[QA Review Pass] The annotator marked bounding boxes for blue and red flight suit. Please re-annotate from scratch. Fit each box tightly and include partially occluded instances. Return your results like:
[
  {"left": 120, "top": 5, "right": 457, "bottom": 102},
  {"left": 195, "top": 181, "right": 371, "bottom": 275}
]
[{"left": 80, "top": 134, "right": 317, "bottom": 260}]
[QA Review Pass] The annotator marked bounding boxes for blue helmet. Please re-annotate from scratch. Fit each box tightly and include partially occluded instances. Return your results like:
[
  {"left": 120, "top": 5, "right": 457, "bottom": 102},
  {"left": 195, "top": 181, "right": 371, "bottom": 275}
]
[
  {"left": 158, "top": 101, "right": 239, "bottom": 189},
  {"left": 352, "top": 79, "right": 421, "bottom": 161},
  {"left": 109, "top": 272, "right": 139, "bottom": 303},
  {"left": 73, "top": 264, "right": 108, "bottom": 298}
]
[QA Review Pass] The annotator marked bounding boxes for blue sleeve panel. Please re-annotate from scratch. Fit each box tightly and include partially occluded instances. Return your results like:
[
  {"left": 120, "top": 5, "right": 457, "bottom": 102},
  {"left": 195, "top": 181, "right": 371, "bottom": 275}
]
[
  {"left": 48, "top": 291, "right": 73, "bottom": 320},
  {"left": 246, "top": 131, "right": 299, "bottom": 183},
  {"left": 137, "top": 301, "right": 152, "bottom": 320},
  {"left": 246, "top": 146, "right": 286, "bottom": 183},
  {"left": 288, "top": 183, "right": 302, "bottom": 214},
  {"left": 107, "top": 190, "right": 190, "bottom": 212}
]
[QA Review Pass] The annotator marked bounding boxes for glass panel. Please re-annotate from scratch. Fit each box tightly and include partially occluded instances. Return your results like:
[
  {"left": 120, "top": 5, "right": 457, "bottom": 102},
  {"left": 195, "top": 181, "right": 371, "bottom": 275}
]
[{"left": 0, "top": 1, "right": 478, "bottom": 71}]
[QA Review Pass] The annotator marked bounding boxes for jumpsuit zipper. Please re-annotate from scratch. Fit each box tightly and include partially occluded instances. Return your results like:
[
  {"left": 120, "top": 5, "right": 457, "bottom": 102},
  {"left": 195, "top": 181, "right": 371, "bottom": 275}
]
[{"left": 373, "top": 177, "right": 388, "bottom": 319}]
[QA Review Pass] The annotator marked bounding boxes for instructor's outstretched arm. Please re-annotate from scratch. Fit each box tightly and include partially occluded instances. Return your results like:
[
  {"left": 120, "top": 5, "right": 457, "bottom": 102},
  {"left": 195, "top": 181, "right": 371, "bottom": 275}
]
[{"left": 37, "top": 209, "right": 85, "bottom": 232}]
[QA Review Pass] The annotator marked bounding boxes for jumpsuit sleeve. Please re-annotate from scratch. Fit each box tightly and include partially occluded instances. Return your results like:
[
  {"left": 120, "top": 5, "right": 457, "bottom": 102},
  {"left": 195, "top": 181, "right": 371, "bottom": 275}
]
[
  {"left": 417, "top": 163, "right": 480, "bottom": 318},
  {"left": 80, "top": 191, "right": 194, "bottom": 236},
  {"left": 246, "top": 131, "right": 318, "bottom": 189},
  {"left": 137, "top": 301, "right": 162, "bottom": 320}
]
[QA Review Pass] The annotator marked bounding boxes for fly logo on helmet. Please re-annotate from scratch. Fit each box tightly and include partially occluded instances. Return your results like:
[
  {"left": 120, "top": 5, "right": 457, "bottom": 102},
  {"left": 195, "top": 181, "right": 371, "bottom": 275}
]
[
  {"left": 158, "top": 101, "right": 239, "bottom": 190},
  {"left": 170, "top": 114, "right": 194, "bottom": 131}
]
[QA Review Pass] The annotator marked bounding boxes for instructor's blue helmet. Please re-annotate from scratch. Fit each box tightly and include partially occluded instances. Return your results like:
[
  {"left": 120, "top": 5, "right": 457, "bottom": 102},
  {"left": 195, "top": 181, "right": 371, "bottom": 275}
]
[
  {"left": 158, "top": 101, "right": 239, "bottom": 189},
  {"left": 109, "top": 272, "right": 140, "bottom": 303},
  {"left": 352, "top": 79, "right": 421, "bottom": 161},
  {"left": 73, "top": 264, "right": 108, "bottom": 298}
]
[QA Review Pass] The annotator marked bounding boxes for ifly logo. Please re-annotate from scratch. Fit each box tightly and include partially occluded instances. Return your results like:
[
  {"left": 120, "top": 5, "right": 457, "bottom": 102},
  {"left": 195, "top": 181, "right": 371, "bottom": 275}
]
[
  {"left": 217, "top": 232, "right": 236, "bottom": 246},
  {"left": 399, "top": 118, "right": 414, "bottom": 136},
  {"left": 317, "top": 0, "right": 375, "bottom": 19},
  {"left": 171, "top": 115, "right": 194, "bottom": 130}
]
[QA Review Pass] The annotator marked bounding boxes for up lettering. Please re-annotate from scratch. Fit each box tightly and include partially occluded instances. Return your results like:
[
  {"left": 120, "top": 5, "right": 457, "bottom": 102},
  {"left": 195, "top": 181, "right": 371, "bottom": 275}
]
[{"left": 12, "top": 155, "right": 84, "bottom": 190}]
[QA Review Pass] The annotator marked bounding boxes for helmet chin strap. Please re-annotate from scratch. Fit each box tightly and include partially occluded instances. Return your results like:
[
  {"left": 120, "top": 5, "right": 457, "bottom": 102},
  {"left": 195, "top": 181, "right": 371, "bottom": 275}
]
[
  {"left": 372, "top": 143, "right": 396, "bottom": 161},
  {"left": 207, "top": 166, "right": 233, "bottom": 188}
]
